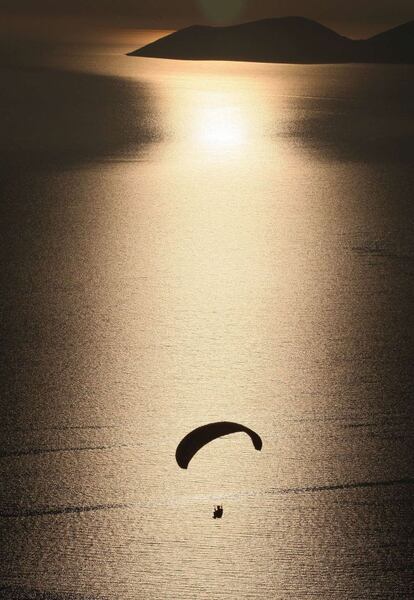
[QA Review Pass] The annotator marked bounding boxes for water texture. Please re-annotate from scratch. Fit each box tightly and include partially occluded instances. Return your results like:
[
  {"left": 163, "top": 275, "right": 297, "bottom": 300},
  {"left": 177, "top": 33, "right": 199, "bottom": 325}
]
[{"left": 0, "top": 46, "right": 413, "bottom": 599}]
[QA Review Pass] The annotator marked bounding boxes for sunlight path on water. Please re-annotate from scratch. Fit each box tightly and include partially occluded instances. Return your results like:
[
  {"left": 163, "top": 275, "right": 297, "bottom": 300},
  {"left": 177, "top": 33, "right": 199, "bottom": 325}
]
[{"left": 0, "top": 48, "right": 413, "bottom": 599}]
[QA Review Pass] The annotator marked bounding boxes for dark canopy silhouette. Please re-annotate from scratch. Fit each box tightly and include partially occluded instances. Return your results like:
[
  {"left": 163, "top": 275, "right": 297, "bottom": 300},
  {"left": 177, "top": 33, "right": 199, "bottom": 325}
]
[{"left": 176, "top": 421, "right": 262, "bottom": 469}]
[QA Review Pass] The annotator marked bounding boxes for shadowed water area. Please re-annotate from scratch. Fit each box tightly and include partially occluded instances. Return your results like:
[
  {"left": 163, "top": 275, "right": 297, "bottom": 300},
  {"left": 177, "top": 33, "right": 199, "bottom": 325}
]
[{"left": 0, "top": 38, "right": 413, "bottom": 599}]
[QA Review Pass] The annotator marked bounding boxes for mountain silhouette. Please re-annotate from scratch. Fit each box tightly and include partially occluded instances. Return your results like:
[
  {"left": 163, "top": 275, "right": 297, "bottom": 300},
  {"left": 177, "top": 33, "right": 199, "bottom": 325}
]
[
  {"left": 128, "top": 17, "right": 414, "bottom": 64},
  {"left": 362, "top": 20, "right": 414, "bottom": 63}
]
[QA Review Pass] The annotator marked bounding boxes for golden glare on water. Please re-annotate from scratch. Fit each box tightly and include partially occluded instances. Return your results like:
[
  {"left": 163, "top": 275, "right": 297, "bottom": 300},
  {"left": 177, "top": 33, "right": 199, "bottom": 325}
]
[
  {"left": 1, "top": 51, "right": 413, "bottom": 600},
  {"left": 195, "top": 101, "right": 247, "bottom": 151},
  {"left": 152, "top": 67, "right": 271, "bottom": 163}
]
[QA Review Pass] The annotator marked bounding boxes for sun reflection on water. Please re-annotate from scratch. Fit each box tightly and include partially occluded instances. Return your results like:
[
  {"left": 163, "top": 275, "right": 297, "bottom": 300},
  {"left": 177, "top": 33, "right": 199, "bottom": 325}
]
[
  {"left": 156, "top": 73, "right": 267, "bottom": 162},
  {"left": 196, "top": 103, "right": 246, "bottom": 151}
]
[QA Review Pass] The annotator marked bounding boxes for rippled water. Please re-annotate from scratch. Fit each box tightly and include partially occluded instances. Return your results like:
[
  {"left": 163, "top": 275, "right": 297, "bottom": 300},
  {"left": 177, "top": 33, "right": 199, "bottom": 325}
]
[{"left": 0, "top": 41, "right": 413, "bottom": 599}]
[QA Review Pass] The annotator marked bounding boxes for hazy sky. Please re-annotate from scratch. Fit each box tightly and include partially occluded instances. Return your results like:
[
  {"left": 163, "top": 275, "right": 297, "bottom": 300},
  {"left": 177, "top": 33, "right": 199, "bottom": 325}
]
[{"left": 2, "top": 0, "right": 414, "bottom": 39}]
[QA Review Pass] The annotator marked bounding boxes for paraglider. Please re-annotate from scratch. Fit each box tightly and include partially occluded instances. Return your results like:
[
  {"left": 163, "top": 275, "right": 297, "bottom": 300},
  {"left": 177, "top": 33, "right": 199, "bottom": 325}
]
[
  {"left": 176, "top": 422, "right": 262, "bottom": 519},
  {"left": 175, "top": 421, "right": 262, "bottom": 469}
]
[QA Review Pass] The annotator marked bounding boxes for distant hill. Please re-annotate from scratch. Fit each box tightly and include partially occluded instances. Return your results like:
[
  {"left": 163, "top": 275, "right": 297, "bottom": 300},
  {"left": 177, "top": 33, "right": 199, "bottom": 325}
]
[
  {"left": 128, "top": 16, "right": 414, "bottom": 64},
  {"left": 362, "top": 21, "right": 414, "bottom": 63}
]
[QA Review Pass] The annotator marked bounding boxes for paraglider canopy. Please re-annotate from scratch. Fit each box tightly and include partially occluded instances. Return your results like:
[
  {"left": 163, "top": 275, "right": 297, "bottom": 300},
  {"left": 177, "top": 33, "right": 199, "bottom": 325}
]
[{"left": 176, "top": 421, "right": 262, "bottom": 469}]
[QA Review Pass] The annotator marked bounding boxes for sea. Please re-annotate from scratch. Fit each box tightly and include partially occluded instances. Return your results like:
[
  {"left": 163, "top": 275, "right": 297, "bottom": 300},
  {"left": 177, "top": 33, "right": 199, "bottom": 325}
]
[{"left": 0, "top": 33, "right": 413, "bottom": 599}]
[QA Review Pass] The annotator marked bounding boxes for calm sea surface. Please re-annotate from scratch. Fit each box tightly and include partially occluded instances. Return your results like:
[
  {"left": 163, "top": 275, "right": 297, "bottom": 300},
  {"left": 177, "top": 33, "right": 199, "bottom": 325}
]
[{"left": 0, "top": 38, "right": 413, "bottom": 599}]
